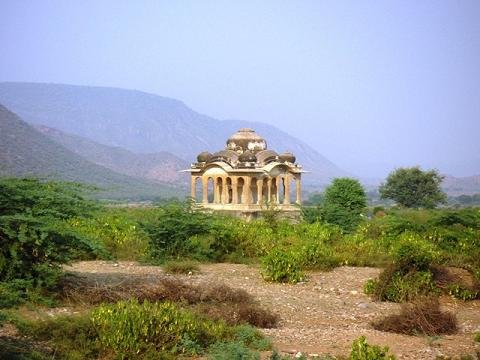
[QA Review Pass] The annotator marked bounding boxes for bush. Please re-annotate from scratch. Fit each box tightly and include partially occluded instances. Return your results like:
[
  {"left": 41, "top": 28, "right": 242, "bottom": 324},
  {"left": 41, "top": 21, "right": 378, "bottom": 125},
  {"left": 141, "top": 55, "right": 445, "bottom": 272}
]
[
  {"left": 261, "top": 249, "right": 305, "bottom": 284},
  {"left": 349, "top": 336, "right": 396, "bottom": 360},
  {"left": 142, "top": 200, "right": 216, "bottom": 261},
  {"left": 91, "top": 299, "right": 228, "bottom": 357},
  {"left": 372, "top": 297, "right": 457, "bottom": 336},
  {"left": 365, "top": 265, "right": 437, "bottom": 302},
  {"left": 0, "top": 178, "right": 104, "bottom": 307},
  {"left": 298, "top": 241, "right": 339, "bottom": 270},
  {"left": 475, "top": 332, "right": 480, "bottom": 342},
  {"left": 322, "top": 178, "right": 367, "bottom": 232},
  {"left": 392, "top": 233, "right": 438, "bottom": 272},
  {"left": 207, "top": 341, "right": 260, "bottom": 360},
  {"left": 163, "top": 260, "right": 200, "bottom": 274}
]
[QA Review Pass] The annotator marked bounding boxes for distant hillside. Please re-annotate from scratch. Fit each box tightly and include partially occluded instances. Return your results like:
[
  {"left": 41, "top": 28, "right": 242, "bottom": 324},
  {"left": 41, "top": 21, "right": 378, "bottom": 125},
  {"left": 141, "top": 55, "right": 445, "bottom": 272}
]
[
  {"left": 442, "top": 175, "right": 480, "bottom": 196},
  {"left": 0, "top": 104, "right": 183, "bottom": 200},
  {"left": 0, "top": 82, "right": 347, "bottom": 185},
  {"left": 35, "top": 125, "right": 189, "bottom": 184}
]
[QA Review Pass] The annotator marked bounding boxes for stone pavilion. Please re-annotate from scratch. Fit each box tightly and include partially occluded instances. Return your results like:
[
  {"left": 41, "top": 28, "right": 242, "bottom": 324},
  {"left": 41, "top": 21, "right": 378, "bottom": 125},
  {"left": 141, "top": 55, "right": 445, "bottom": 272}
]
[{"left": 188, "top": 128, "right": 304, "bottom": 218}]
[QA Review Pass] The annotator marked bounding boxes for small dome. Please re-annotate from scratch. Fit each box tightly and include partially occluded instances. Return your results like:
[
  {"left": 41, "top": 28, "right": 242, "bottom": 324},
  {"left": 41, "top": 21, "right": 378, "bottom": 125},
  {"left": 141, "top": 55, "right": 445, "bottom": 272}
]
[
  {"left": 197, "top": 151, "right": 212, "bottom": 162},
  {"left": 208, "top": 150, "right": 238, "bottom": 163},
  {"left": 238, "top": 150, "right": 257, "bottom": 163},
  {"left": 279, "top": 152, "right": 296, "bottom": 163},
  {"left": 256, "top": 150, "right": 278, "bottom": 165},
  {"left": 226, "top": 128, "right": 267, "bottom": 153}
]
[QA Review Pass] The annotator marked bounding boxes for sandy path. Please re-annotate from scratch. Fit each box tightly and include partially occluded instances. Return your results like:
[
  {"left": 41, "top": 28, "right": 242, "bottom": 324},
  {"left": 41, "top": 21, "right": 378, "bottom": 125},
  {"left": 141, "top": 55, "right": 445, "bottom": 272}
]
[{"left": 66, "top": 261, "right": 480, "bottom": 359}]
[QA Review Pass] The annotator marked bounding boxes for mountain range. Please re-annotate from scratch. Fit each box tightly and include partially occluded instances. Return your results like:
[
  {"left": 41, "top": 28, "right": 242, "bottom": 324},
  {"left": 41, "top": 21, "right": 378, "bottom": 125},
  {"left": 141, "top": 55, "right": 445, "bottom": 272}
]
[
  {"left": 0, "top": 81, "right": 478, "bottom": 199},
  {"left": 0, "top": 104, "right": 183, "bottom": 200},
  {"left": 0, "top": 82, "right": 347, "bottom": 186}
]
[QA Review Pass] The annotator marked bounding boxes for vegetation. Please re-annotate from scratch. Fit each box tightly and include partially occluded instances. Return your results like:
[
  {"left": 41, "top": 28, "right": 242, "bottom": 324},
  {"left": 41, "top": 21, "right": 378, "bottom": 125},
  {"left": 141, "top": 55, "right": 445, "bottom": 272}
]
[
  {"left": 379, "top": 167, "right": 447, "bottom": 208},
  {"left": 349, "top": 336, "right": 396, "bottom": 360},
  {"left": 1, "top": 175, "right": 479, "bottom": 358},
  {"left": 322, "top": 177, "right": 367, "bottom": 232}
]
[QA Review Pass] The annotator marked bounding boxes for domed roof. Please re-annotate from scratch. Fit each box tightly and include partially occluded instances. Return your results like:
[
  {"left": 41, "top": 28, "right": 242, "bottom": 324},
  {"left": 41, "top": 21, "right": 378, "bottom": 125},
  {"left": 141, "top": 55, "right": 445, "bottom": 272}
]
[
  {"left": 256, "top": 150, "right": 278, "bottom": 165},
  {"left": 279, "top": 152, "right": 296, "bottom": 163},
  {"left": 226, "top": 128, "right": 267, "bottom": 153},
  {"left": 238, "top": 150, "right": 257, "bottom": 163},
  {"left": 208, "top": 150, "right": 238, "bottom": 164},
  {"left": 196, "top": 151, "right": 212, "bottom": 163}
]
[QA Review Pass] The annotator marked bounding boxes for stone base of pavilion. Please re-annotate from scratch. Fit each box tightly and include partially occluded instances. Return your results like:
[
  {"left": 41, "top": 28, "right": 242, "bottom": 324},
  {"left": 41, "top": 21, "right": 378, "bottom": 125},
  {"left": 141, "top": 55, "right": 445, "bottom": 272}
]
[{"left": 198, "top": 203, "right": 301, "bottom": 221}]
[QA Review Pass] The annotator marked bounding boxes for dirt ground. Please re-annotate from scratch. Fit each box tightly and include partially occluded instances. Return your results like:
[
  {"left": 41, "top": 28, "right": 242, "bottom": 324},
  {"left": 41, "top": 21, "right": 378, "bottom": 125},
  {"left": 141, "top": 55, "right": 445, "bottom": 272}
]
[{"left": 61, "top": 261, "right": 480, "bottom": 359}]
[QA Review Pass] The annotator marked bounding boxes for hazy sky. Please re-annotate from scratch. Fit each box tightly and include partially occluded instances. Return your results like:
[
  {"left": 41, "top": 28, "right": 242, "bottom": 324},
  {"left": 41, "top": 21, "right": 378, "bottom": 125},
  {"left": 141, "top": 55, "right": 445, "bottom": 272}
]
[{"left": 1, "top": 0, "right": 479, "bottom": 178}]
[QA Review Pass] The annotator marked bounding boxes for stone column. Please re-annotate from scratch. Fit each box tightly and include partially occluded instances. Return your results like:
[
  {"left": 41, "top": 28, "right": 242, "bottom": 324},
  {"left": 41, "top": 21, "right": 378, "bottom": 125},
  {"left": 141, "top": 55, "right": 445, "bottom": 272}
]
[
  {"left": 284, "top": 174, "right": 291, "bottom": 204},
  {"left": 267, "top": 178, "right": 272, "bottom": 203},
  {"left": 202, "top": 177, "right": 208, "bottom": 204},
  {"left": 296, "top": 175, "right": 302, "bottom": 204},
  {"left": 190, "top": 176, "right": 196, "bottom": 200},
  {"left": 222, "top": 176, "right": 228, "bottom": 204},
  {"left": 256, "top": 180, "right": 263, "bottom": 205},
  {"left": 244, "top": 177, "right": 252, "bottom": 204},
  {"left": 275, "top": 177, "right": 281, "bottom": 204},
  {"left": 232, "top": 177, "right": 238, "bottom": 204},
  {"left": 214, "top": 178, "right": 219, "bottom": 204}
]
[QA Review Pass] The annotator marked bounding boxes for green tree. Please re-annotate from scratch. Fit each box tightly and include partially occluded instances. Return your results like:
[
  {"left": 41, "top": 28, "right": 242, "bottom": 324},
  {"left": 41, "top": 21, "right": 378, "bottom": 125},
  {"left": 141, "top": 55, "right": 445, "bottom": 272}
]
[
  {"left": 379, "top": 167, "right": 447, "bottom": 208},
  {"left": 322, "top": 177, "right": 367, "bottom": 232}
]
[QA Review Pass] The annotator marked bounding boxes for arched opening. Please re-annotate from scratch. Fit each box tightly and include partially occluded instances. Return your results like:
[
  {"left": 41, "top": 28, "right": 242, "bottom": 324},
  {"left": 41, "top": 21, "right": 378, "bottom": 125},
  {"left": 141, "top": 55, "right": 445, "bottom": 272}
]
[
  {"left": 271, "top": 178, "right": 278, "bottom": 204},
  {"left": 237, "top": 177, "right": 245, "bottom": 204},
  {"left": 207, "top": 177, "right": 214, "bottom": 203},
  {"left": 289, "top": 175, "right": 297, "bottom": 205},
  {"left": 226, "top": 177, "right": 233, "bottom": 204},
  {"left": 250, "top": 178, "right": 258, "bottom": 205},
  {"left": 261, "top": 178, "right": 269, "bottom": 204}
]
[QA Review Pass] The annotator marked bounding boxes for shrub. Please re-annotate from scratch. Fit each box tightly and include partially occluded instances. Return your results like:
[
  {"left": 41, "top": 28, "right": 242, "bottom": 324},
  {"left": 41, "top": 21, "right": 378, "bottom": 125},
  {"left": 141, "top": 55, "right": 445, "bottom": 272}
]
[
  {"left": 261, "top": 249, "right": 305, "bottom": 284},
  {"left": 366, "top": 265, "right": 437, "bottom": 302},
  {"left": 91, "top": 299, "right": 228, "bottom": 357},
  {"left": 0, "top": 178, "right": 103, "bottom": 307},
  {"left": 392, "top": 233, "right": 437, "bottom": 272},
  {"left": 163, "top": 260, "right": 200, "bottom": 274},
  {"left": 207, "top": 341, "right": 260, "bottom": 360},
  {"left": 322, "top": 178, "right": 367, "bottom": 232},
  {"left": 142, "top": 200, "right": 216, "bottom": 261},
  {"left": 475, "top": 332, "right": 480, "bottom": 342},
  {"left": 298, "top": 241, "right": 340, "bottom": 270},
  {"left": 349, "top": 336, "right": 396, "bottom": 360},
  {"left": 446, "top": 284, "right": 479, "bottom": 301},
  {"left": 372, "top": 297, "right": 457, "bottom": 336}
]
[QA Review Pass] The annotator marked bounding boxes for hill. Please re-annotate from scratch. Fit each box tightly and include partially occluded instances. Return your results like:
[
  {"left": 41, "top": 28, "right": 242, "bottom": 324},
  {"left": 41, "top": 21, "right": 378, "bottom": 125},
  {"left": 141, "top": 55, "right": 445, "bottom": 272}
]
[
  {"left": 0, "top": 82, "right": 347, "bottom": 185},
  {"left": 0, "top": 104, "right": 184, "bottom": 200},
  {"left": 442, "top": 175, "right": 480, "bottom": 196},
  {"left": 35, "top": 125, "right": 189, "bottom": 184}
]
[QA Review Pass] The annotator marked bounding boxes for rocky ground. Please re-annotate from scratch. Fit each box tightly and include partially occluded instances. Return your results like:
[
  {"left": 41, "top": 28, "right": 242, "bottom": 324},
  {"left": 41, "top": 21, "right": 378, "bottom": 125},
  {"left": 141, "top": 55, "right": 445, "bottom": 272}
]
[{"left": 63, "top": 261, "right": 480, "bottom": 359}]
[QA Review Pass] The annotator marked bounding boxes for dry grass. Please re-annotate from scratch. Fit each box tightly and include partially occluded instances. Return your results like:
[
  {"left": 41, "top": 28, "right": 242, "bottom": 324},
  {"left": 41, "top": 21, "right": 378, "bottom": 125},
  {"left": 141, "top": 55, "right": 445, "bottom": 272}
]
[
  {"left": 372, "top": 296, "right": 457, "bottom": 336},
  {"left": 58, "top": 274, "right": 279, "bottom": 328}
]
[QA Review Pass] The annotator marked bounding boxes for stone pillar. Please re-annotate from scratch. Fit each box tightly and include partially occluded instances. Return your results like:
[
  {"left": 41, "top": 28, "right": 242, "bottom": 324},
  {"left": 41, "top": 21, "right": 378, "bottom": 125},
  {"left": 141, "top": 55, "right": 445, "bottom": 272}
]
[
  {"left": 296, "top": 175, "right": 302, "bottom": 205},
  {"left": 232, "top": 177, "right": 238, "bottom": 204},
  {"left": 267, "top": 178, "right": 272, "bottom": 203},
  {"left": 190, "top": 176, "right": 196, "bottom": 200},
  {"left": 202, "top": 177, "right": 208, "bottom": 204},
  {"left": 284, "top": 175, "right": 291, "bottom": 204},
  {"left": 214, "top": 178, "right": 220, "bottom": 204},
  {"left": 256, "top": 180, "right": 263, "bottom": 205},
  {"left": 222, "top": 176, "right": 228, "bottom": 204},
  {"left": 244, "top": 177, "right": 252, "bottom": 204},
  {"left": 275, "top": 177, "right": 281, "bottom": 204}
]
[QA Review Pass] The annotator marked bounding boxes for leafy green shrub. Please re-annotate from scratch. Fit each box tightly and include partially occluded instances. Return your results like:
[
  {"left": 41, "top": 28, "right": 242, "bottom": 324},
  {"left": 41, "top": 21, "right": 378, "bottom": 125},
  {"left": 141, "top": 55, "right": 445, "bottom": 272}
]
[
  {"left": 298, "top": 241, "right": 339, "bottom": 270},
  {"left": 261, "top": 249, "right": 305, "bottom": 283},
  {"left": 474, "top": 332, "right": 480, "bottom": 342},
  {"left": 233, "top": 324, "right": 272, "bottom": 351},
  {"left": 20, "top": 313, "right": 100, "bottom": 360},
  {"left": 322, "top": 178, "right": 367, "bottom": 232},
  {"left": 207, "top": 341, "right": 260, "bottom": 360},
  {"left": 366, "top": 266, "right": 437, "bottom": 302},
  {"left": 0, "top": 178, "right": 104, "bottom": 307},
  {"left": 91, "top": 299, "right": 228, "bottom": 357},
  {"left": 163, "top": 260, "right": 200, "bottom": 274},
  {"left": 392, "top": 233, "right": 438, "bottom": 272},
  {"left": 68, "top": 209, "right": 149, "bottom": 260},
  {"left": 446, "top": 284, "right": 479, "bottom": 301},
  {"left": 349, "top": 336, "right": 396, "bottom": 360},
  {"left": 141, "top": 200, "right": 216, "bottom": 261}
]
